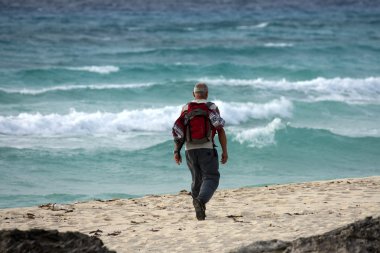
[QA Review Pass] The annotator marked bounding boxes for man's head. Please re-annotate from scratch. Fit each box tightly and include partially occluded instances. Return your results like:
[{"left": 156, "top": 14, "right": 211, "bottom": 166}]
[{"left": 193, "top": 82, "right": 208, "bottom": 99}]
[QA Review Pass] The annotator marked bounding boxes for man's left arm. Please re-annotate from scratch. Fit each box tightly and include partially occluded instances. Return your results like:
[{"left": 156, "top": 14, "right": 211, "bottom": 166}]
[
  {"left": 217, "top": 128, "right": 228, "bottom": 164},
  {"left": 214, "top": 107, "right": 228, "bottom": 164}
]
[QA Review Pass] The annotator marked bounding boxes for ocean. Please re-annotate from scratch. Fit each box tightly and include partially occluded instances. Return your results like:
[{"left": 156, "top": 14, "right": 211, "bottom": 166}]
[{"left": 1, "top": 0, "right": 380, "bottom": 208}]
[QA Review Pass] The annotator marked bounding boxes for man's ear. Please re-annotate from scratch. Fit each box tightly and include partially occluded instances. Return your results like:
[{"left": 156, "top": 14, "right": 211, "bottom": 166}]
[{"left": 193, "top": 92, "right": 195, "bottom": 97}]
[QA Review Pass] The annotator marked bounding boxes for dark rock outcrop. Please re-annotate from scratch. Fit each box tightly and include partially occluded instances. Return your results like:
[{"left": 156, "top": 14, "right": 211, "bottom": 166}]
[
  {"left": 0, "top": 229, "right": 116, "bottom": 253},
  {"left": 232, "top": 216, "right": 380, "bottom": 253}
]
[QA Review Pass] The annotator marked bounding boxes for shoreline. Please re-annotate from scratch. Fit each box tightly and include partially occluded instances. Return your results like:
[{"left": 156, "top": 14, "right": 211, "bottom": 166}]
[
  {"left": 1, "top": 176, "right": 380, "bottom": 252},
  {"left": 0, "top": 176, "right": 371, "bottom": 210}
]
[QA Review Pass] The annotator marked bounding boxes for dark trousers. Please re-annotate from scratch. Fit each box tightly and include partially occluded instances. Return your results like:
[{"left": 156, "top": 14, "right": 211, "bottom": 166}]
[{"left": 185, "top": 148, "right": 220, "bottom": 204}]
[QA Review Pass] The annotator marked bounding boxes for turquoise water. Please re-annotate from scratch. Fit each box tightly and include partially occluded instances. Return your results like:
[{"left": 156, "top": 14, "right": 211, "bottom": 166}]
[{"left": 1, "top": 1, "right": 380, "bottom": 208}]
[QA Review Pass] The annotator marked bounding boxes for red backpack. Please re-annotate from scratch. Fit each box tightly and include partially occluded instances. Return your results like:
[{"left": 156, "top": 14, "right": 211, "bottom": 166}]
[{"left": 184, "top": 102, "right": 214, "bottom": 144}]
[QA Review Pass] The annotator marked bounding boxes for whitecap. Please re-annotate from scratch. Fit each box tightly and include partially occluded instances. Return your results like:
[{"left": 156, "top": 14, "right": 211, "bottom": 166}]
[
  {"left": 289, "top": 122, "right": 380, "bottom": 138},
  {"left": 264, "top": 42, "right": 294, "bottom": 48},
  {"left": 237, "top": 22, "right": 269, "bottom": 30},
  {"left": 232, "top": 118, "right": 285, "bottom": 148},
  {"left": 215, "top": 97, "right": 293, "bottom": 125},
  {"left": 66, "top": 65, "right": 120, "bottom": 74},
  {"left": 198, "top": 77, "right": 380, "bottom": 104},
  {"left": 0, "top": 83, "right": 155, "bottom": 95},
  {"left": 0, "top": 133, "right": 170, "bottom": 151},
  {"left": 256, "top": 22, "right": 269, "bottom": 28}
]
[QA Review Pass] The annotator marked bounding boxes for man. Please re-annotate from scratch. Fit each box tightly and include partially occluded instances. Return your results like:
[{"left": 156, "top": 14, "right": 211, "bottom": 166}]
[{"left": 172, "top": 83, "right": 228, "bottom": 220}]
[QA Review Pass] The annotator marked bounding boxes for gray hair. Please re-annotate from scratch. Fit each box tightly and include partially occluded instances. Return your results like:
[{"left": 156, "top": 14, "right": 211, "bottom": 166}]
[{"left": 193, "top": 83, "right": 208, "bottom": 95}]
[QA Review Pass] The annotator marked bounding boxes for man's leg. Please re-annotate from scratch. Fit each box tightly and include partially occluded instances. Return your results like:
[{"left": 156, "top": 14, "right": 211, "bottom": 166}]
[
  {"left": 185, "top": 150, "right": 202, "bottom": 199},
  {"left": 186, "top": 149, "right": 207, "bottom": 220},
  {"left": 197, "top": 149, "right": 220, "bottom": 204}
]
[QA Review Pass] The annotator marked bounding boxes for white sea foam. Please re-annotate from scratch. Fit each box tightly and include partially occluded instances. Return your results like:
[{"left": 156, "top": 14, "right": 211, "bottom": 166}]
[
  {"left": 264, "top": 42, "right": 294, "bottom": 47},
  {"left": 290, "top": 122, "right": 380, "bottom": 138},
  {"left": 0, "top": 99, "right": 293, "bottom": 136},
  {"left": 199, "top": 77, "right": 380, "bottom": 103},
  {"left": 232, "top": 118, "right": 285, "bottom": 148},
  {"left": 324, "top": 127, "right": 380, "bottom": 138},
  {"left": 66, "top": 65, "right": 120, "bottom": 74},
  {"left": 215, "top": 97, "right": 293, "bottom": 125},
  {"left": 0, "top": 133, "right": 169, "bottom": 151},
  {"left": 0, "top": 83, "right": 154, "bottom": 95},
  {"left": 237, "top": 22, "right": 269, "bottom": 29},
  {"left": 0, "top": 107, "right": 178, "bottom": 135}
]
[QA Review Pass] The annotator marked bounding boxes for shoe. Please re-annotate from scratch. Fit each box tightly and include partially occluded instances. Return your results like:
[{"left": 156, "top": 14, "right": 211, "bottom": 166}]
[
  {"left": 202, "top": 202, "right": 207, "bottom": 218},
  {"left": 193, "top": 198, "right": 206, "bottom": 221}
]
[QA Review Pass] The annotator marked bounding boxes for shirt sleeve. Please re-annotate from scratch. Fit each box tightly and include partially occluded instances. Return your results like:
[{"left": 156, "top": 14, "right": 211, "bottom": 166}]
[
  {"left": 172, "top": 107, "right": 186, "bottom": 145},
  {"left": 209, "top": 105, "right": 225, "bottom": 130}
]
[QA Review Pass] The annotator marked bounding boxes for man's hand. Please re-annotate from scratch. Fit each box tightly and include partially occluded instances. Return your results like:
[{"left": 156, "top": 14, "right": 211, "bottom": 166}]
[
  {"left": 221, "top": 152, "right": 228, "bottom": 164},
  {"left": 174, "top": 153, "right": 182, "bottom": 165}
]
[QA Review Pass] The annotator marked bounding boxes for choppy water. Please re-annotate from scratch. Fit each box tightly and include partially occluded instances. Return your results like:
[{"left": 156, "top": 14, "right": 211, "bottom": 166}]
[{"left": 1, "top": 0, "right": 380, "bottom": 208}]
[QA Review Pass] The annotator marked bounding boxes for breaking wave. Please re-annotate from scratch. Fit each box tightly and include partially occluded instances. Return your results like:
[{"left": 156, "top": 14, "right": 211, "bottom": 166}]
[
  {"left": 232, "top": 118, "right": 285, "bottom": 148},
  {"left": 0, "top": 99, "right": 293, "bottom": 135},
  {"left": 215, "top": 97, "right": 293, "bottom": 125},
  {"left": 199, "top": 77, "right": 380, "bottom": 103}
]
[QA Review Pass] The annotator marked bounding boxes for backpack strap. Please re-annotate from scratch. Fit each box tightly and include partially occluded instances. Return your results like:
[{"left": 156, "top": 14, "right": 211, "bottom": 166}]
[
  {"left": 181, "top": 103, "right": 188, "bottom": 112},
  {"left": 206, "top": 102, "right": 216, "bottom": 110},
  {"left": 206, "top": 102, "right": 218, "bottom": 146}
]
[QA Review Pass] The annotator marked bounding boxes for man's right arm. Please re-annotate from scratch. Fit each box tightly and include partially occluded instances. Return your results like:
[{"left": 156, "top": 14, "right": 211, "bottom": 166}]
[{"left": 173, "top": 142, "right": 183, "bottom": 165}]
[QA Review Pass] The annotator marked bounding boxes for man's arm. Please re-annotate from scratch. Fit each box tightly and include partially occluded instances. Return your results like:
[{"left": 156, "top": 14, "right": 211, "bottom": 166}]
[
  {"left": 217, "top": 128, "right": 228, "bottom": 164},
  {"left": 173, "top": 142, "right": 182, "bottom": 165},
  {"left": 172, "top": 106, "right": 187, "bottom": 165}
]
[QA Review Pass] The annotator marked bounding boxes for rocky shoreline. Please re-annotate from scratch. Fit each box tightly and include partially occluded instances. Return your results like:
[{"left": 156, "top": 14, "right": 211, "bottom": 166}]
[{"left": 232, "top": 216, "right": 380, "bottom": 253}]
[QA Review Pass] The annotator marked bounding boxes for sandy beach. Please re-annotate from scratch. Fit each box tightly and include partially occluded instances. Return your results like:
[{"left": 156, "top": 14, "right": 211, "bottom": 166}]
[{"left": 1, "top": 176, "right": 380, "bottom": 252}]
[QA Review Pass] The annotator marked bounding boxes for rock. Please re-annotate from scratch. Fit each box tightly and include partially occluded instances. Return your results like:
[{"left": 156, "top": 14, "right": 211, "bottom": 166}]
[
  {"left": 232, "top": 216, "right": 380, "bottom": 253},
  {"left": 39, "top": 203, "right": 74, "bottom": 212},
  {"left": 234, "top": 240, "right": 290, "bottom": 253},
  {"left": 0, "top": 229, "right": 115, "bottom": 253},
  {"left": 179, "top": 189, "right": 192, "bottom": 195}
]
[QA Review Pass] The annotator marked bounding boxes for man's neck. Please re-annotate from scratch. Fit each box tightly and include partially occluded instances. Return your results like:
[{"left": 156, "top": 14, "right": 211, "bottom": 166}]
[{"left": 192, "top": 98, "right": 207, "bottom": 103}]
